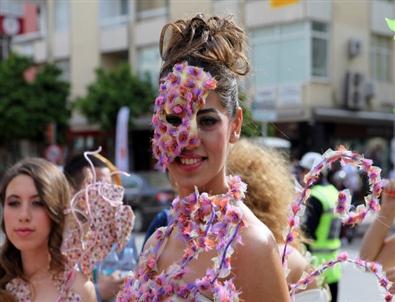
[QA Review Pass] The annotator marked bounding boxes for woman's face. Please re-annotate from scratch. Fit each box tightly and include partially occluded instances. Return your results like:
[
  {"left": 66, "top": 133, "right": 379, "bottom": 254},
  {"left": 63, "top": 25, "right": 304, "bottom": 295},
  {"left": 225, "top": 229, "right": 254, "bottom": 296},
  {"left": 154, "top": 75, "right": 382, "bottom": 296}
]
[
  {"left": 167, "top": 92, "right": 242, "bottom": 196},
  {"left": 3, "top": 174, "right": 52, "bottom": 253}
]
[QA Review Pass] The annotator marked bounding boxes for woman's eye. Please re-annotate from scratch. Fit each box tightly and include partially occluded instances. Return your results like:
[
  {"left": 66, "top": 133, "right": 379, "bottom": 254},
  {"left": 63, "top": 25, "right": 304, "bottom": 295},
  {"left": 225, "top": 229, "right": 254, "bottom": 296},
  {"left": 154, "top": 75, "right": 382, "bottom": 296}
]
[
  {"left": 166, "top": 115, "right": 182, "bottom": 126},
  {"left": 6, "top": 200, "right": 19, "bottom": 207},
  {"left": 32, "top": 200, "right": 45, "bottom": 207},
  {"left": 198, "top": 117, "right": 218, "bottom": 128}
]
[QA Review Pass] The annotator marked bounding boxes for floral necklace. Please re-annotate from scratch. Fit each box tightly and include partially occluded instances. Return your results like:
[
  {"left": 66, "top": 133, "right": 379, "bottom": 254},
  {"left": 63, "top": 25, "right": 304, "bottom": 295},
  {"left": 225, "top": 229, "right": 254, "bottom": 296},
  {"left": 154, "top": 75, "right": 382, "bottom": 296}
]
[{"left": 117, "top": 175, "right": 247, "bottom": 302}]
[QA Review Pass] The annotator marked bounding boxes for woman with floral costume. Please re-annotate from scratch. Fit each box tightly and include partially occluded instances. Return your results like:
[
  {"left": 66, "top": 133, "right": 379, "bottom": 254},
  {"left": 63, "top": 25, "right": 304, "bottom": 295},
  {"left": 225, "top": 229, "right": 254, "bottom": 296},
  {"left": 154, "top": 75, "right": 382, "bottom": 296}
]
[
  {"left": 117, "top": 15, "right": 289, "bottom": 302},
  {"left": 0, "top": 158, "right": 97, "bottom": 301}
]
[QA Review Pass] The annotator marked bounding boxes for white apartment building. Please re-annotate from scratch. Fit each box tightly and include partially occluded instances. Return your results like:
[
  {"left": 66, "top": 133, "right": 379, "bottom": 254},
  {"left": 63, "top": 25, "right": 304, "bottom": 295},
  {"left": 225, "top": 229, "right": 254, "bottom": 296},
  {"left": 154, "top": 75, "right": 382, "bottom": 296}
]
[{"left": 4, "top": 0, "right": 395, "bottom": 172}]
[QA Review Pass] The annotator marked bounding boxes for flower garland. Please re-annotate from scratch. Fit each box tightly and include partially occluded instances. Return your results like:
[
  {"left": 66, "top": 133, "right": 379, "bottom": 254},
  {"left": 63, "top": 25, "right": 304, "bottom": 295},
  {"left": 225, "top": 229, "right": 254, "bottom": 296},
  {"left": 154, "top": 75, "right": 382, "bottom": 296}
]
[
  {"left": 116, "top": 175, "right": 247, "bottom": 302},
  {"left": 290, "top": 252, "right": 393, "bottom": 302},
  {"left": 151, "top": 62, "right": 217, "bottom": 171},
  {"left": 283, "top": 146, "right": 392, "bottom": 301}
]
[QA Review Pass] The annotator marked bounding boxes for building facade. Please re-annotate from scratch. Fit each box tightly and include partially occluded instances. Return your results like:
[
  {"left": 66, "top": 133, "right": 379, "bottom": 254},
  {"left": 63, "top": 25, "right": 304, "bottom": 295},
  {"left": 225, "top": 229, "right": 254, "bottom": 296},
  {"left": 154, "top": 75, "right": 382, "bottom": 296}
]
[{"left": 5, "top": 0, "right": 395, "bottom": 173}]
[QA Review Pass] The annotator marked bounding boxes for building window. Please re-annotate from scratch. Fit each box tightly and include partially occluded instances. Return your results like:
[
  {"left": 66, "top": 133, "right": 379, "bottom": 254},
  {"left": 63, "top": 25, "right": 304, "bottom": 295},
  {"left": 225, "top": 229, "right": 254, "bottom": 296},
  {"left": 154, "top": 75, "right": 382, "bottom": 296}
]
[
  {"left": 370, "top": 34, "right": 392, "bottom": 82},
  {"left": 311, "top": 21, "right": 329, "bottom": 78},
  {"left": 54, "top": 0, "right": 69, "bottom": 32},
  {"left": 137, "top": 46, "right": 161, "bottom": 86},
  {"left": 136, "top": 0, "right": 167, "bottom": 19},
  {"left": 251, "top": 22, "right": 309, "bottom": 88},
  {"left": 99, "top": 0, "right": 129, "bottom": 25},
  {"left": 251, "top": 21, "right": 329, "bottom": 90}
]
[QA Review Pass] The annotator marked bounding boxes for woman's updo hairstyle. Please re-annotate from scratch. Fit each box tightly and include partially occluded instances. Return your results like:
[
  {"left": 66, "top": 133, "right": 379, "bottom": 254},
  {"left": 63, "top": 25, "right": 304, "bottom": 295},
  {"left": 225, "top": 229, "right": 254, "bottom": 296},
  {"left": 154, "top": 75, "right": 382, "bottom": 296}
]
[{"left": 159, "top": 14, "right": 250, "bottom": 117}]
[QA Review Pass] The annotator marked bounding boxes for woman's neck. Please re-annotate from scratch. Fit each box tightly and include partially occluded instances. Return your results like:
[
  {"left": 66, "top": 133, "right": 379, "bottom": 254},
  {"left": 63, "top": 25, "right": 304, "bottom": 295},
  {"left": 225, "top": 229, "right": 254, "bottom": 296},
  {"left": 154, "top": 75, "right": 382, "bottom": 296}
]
[
  {"left": 178, "top": 173, "right": 228, "bottom": 198},
  {"left": 21, "top": 245, "right": 51, "bottom": 279}
]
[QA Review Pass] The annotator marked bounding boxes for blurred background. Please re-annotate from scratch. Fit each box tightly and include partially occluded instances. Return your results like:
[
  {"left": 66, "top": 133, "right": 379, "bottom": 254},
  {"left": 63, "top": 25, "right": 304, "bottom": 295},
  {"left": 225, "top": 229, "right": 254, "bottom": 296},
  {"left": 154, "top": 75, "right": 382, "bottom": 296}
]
[
  {"left": 0, "top": 1, "right": 395, "bottom": 300},
  {"left": 0, "top": 0, "right": 393, "bottom": 174}
]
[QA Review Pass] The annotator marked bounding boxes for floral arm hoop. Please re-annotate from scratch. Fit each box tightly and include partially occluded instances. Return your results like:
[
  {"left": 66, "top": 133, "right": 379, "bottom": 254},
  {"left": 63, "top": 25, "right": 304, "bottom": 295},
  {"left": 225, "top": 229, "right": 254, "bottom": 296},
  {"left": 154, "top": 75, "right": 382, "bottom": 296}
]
[
  {"left": 290, "top": 252, "right": 393, "bottom": 301},
  {"left": 62, "top": 147, "right": 135, "bottom": 275},
  {"left": 282, "top": 146, "right": 392, "bottom": 301}
]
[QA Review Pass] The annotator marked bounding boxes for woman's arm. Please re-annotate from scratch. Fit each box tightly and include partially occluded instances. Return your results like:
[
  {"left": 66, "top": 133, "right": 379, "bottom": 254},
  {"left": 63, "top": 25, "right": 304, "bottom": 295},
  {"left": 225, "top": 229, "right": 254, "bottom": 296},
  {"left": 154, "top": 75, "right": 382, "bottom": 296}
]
[
  {"left": 235, "top": 226, "right": 289, "bottom": 302},
  {"left": 360, "top": 180, "right": 395, "bottom": 269},
  {"left": 284, "top": 245, "right": 318, "bottom": 290}
]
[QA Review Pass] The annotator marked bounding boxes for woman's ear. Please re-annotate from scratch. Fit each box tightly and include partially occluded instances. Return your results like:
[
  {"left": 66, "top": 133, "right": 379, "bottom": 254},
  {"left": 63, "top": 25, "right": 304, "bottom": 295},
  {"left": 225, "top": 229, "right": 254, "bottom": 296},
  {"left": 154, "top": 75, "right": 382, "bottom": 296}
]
[{"left": 230, "top": 107, "right": 243, "bottom": 143}]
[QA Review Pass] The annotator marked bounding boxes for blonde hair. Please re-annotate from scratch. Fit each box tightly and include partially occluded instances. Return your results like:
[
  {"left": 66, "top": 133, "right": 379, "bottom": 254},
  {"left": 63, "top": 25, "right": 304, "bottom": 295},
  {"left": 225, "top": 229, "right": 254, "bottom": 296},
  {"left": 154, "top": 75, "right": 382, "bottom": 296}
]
[{"left": 227, "top": 139, "right": 294, "bottom": 243}]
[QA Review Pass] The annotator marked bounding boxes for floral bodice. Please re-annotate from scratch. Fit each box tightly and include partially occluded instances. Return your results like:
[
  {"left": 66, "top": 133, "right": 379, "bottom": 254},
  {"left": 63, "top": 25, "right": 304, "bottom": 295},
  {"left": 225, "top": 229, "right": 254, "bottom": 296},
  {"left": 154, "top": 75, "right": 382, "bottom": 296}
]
[
  {"left": 117, "top": 176, "right": 247, "bottom": 302},
  {"left": 6, "top": 270, "right": 81, "bottom": 302}
]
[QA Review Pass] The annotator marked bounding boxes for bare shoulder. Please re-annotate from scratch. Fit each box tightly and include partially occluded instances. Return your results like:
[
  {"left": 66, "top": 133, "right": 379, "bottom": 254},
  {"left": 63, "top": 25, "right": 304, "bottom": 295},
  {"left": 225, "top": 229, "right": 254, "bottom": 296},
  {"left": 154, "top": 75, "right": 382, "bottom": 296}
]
[
  {"left": 70, "top": 271, "right": 97, "bottom": 302},
  {"left": 233, "top": 220, "right": 290, "bottom": 301},
  {"left": 238, "top": 220, "right": 277, "bottom": 258}
]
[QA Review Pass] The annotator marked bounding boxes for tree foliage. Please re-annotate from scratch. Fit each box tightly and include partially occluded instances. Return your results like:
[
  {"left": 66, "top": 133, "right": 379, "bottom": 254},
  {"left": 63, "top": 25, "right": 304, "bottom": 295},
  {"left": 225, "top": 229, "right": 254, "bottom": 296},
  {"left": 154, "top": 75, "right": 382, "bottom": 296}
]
[
  {"left": 0, "top": 54, "right": 70, "bottom": 143},
  {"left": 74, "top": 64, "right": 155, "bottom": 130},
  {"left": 239, "top": 90, "right": 262, "bottom": 137}
]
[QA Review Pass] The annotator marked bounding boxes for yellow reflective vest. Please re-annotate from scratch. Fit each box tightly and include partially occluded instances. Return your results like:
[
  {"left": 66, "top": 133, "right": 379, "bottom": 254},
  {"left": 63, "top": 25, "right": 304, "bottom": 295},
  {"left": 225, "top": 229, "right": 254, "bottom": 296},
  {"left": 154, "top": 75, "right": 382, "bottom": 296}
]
[{"left": 309, "top": 184, "right": 342, "bottom": 284}]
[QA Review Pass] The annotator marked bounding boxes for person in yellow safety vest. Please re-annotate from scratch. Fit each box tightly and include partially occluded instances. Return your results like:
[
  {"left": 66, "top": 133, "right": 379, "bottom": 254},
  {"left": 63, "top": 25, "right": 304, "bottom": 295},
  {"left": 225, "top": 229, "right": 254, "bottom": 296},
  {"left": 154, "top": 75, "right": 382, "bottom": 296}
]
[{"left": 299, "top": 152, "right": 342, "bottom": 302}]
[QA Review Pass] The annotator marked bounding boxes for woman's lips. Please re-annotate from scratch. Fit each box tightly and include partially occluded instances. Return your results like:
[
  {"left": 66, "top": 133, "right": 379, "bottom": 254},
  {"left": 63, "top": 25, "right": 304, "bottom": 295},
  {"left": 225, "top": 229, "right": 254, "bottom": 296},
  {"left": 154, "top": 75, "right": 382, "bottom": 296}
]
[
  {"left": 15, "top": 228, "right": 34, "bottom": 237},
  {"left": 176, "top": 156, "right": 206, "bottom": 172}
]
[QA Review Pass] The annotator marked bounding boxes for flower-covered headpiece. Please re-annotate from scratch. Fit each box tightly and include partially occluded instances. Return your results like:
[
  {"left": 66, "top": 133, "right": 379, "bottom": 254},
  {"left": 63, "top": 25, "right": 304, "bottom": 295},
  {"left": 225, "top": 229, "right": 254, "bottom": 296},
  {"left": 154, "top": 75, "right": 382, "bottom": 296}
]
[{"left": 152, "top": 62, "right": 217, "bottom": 170}]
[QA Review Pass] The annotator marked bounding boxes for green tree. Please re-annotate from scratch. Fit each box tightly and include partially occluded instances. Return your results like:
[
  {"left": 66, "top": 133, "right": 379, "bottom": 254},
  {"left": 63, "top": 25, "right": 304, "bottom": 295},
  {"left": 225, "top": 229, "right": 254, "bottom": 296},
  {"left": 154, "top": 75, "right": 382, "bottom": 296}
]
[
  {"left": 74, "top": 64, "right": 155, "bottom": 130},
  {"left": 0, "top": 54, "right": 70, "bottom": 143},
  {"left": 239, "top": 90, "right": 262, "bottom": 137}
]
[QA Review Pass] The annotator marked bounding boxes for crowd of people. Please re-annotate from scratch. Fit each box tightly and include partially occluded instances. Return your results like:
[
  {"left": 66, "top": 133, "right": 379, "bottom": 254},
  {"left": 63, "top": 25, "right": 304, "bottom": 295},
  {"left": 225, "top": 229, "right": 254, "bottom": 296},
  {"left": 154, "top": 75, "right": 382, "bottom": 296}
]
[{"left": 0, "top": 13, "right": 394, "bottom": 302}]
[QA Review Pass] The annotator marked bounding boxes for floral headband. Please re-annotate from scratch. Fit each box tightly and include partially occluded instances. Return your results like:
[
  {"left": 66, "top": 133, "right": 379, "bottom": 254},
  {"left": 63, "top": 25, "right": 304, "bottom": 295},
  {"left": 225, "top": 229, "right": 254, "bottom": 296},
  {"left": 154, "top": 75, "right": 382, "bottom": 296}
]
[
  {"left": 152, "top": 62, "right": 217, "bottom": 170},
  {"left": 284, "top": 146, "right": 392, "bottom": 301}
]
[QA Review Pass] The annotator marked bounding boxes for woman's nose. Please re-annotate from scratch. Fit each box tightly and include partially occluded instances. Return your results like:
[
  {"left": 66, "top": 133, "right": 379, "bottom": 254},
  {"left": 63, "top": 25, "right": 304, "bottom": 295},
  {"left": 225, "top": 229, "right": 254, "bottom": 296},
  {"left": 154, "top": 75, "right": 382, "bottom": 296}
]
[
  {"left": 19, "top": 204, "right": 31, "bottom": 222},
  {"left": 187, "top": 117, "right": 201, "bottom": 148}
]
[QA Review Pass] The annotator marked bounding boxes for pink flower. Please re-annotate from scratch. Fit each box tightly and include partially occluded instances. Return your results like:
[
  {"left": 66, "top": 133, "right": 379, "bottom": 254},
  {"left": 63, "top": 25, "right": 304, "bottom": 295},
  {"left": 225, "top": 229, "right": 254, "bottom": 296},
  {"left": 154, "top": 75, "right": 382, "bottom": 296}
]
[
  {"left": 385, "top": 292, "right": 393, "bottom": 302},
  {"left": 337, "top": 252, "right": 348, "bottom": 261},
  {"left": 177, "top": 130, "right": 189, "bottom": 144},
  {"left": 204, "top": 78, "right": 217, "bottom": 90},
  {"left": 172, "top": 104, "right": 183, "bottom": 114},
  {"left": 146, "top": 256, "right": 155, "bottom": 270}
]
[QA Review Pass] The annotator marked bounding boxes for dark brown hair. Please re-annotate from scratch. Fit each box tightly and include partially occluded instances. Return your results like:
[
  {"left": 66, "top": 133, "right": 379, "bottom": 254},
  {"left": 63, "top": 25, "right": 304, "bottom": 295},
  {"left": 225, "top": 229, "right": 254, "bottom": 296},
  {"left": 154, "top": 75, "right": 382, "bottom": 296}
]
[
  {"left": 159, "top": 14, "right": 250, "bottom": 117},
  {"left": 0, "top": 158, "right": 70, "bottom": 300}
]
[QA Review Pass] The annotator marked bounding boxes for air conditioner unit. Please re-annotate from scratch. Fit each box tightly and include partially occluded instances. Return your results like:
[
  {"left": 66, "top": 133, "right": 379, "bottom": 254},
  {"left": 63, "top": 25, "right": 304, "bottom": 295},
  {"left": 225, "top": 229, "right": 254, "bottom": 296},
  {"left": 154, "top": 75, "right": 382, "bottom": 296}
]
[
  {"left": 364, "top": 81, "right": 375, "bottom": 100},
  {"left": 343, "top": 71, "right": 365, "bottom": 110},
  {"left": 348, "top": 39, "right": 362, "bottom": 59}
]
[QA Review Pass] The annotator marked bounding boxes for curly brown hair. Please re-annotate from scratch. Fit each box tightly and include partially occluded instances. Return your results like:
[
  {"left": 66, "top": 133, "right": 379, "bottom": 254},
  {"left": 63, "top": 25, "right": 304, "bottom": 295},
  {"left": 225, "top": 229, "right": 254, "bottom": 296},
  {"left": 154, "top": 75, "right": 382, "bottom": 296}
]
[
  {"left": 0, "top": 158, "right": 70, "bottom": 300},
  {"left": 227, "top": 139, "right": 294, "bottom": 244},
  {"left": 159, "top": 14, "right": 249, "bottom": 117}
]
